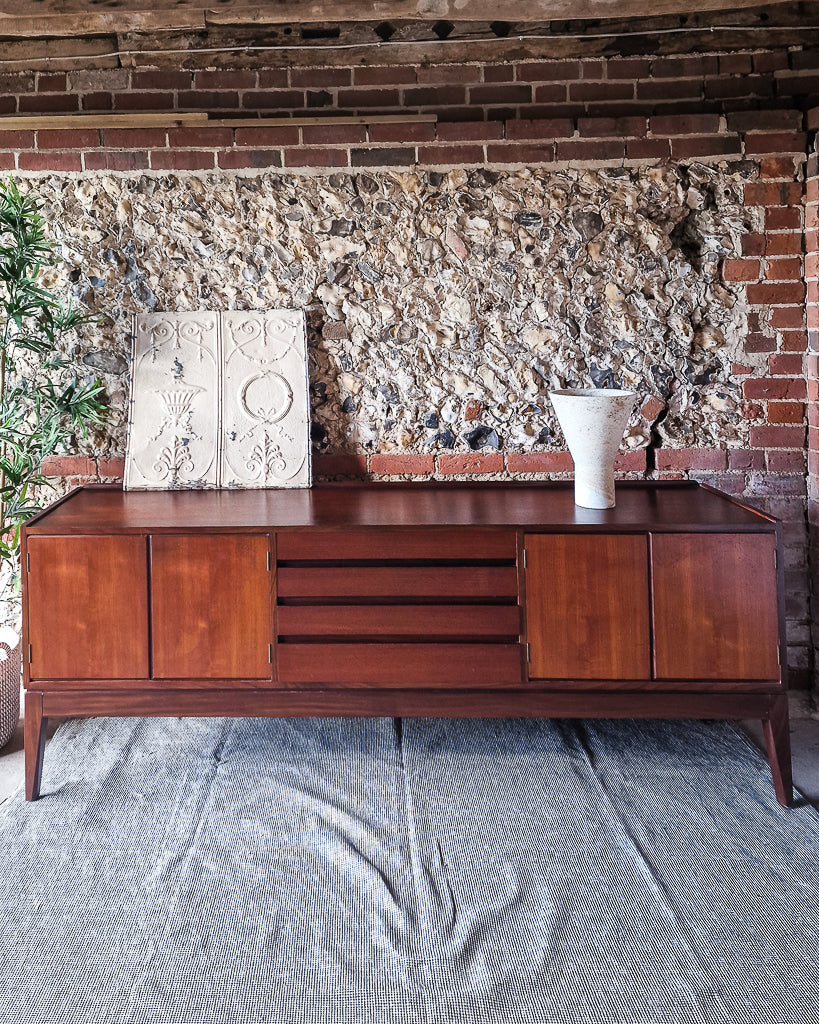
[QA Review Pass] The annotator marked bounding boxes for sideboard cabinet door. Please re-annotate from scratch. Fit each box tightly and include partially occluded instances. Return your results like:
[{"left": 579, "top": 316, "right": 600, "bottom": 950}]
[
  {"left": 27, "top": 535, "right": 149, "bottom": 680},
  {"left": 524, "top": 534, "right": 651, "bottom": 680},
  {"left": 651, "top": 533, "right": 780, "bottom": 681},
  {"left": 151, "top": 534, "right": 272, "bottom": 680}
]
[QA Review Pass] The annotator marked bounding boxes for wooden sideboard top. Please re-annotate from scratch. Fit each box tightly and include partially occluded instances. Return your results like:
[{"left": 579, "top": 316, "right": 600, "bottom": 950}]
[{"left": 25, "top": 481, "right": 775, "bottom": 533}]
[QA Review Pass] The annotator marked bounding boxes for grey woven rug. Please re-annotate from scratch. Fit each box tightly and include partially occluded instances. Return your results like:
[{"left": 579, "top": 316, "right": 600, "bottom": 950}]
[{"left": 2, "top": 715, "right": 819, "bottom": 1024}]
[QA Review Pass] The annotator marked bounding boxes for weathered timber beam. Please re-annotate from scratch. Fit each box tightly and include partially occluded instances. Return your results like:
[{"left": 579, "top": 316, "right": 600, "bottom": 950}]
[
  {"left": 0, "top": 113, "right": 207, "bottom": 129},
  {"left": 0, "top": 13, "right": 206, "bottom": 38},
  {"left": 0, "top": 37, "right": 120, "bottom": 70},
  {"left": 105, "top": 10, "right": 819, "bottom": 71},
  {"left": 0, "top": 113, "right": 437, "bottom": 129},
  {"left": 206, "top": 114, "right": 438, "bottom": 125},
  {"left": 202, "top": 0, "right": 798, "bottom": 25},
  {"left": 0, "top": 3, "right": 813, "bottom": 67},
  {"left": 0, "top": 0, "right": 801, "bottom": 38}
]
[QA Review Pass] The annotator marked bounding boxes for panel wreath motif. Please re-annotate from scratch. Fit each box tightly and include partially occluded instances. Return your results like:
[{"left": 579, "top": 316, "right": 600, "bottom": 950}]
[{"left": 125, "top": 310, "right": 310, "bottom": 490}]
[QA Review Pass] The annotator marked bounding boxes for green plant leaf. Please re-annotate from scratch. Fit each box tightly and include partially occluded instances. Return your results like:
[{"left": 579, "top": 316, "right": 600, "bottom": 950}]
[{"left": 0, "top": 176, "right": 109, "bottom": 568}]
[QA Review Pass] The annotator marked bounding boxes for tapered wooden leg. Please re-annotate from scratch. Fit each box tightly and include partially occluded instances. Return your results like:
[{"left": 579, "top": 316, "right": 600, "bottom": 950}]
[
  {"left": 24, "top": 691, "right": 48, "bottom": 802},
  {"left": 763, "top": 694, "right": 793, "bottom": 808}
]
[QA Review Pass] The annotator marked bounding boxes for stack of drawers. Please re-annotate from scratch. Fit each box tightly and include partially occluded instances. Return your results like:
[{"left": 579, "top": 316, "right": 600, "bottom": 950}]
[{"left": 275, "top": 530, "right": 523, "bottom": 687}]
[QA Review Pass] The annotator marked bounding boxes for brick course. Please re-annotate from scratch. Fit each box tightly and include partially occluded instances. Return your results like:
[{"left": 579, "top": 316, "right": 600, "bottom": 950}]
[{"left": 0, "top": 108, "right": 812, "bottom": 176}]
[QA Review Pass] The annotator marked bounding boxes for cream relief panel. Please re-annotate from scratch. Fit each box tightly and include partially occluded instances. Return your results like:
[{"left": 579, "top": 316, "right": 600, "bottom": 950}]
[
  {"left": 221, "top": 311, "right": 310, "bottom": 488},
  {"left": 125, "top": 313, "right": 220, "bottom": 489},
  {"left": 125, "top": 310, "right": 310, "bottom": 490}
]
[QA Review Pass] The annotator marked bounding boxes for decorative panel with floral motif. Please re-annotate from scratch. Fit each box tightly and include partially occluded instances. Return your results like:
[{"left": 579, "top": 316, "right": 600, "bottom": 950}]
[
  {"left": 221, "top": 311, "right": 310, "bottom": 488},
  {"left": 125, "top": 313, "right": 219, "bottom": 489},
  {"left": 125, "top": 310, "right": 310, "bottom": 490}
]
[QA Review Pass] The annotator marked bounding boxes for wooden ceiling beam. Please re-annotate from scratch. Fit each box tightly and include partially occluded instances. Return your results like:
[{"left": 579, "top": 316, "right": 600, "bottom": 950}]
[
  {"left": 0, "top": 3, "right": 812, "bottom": 68},
  {"left": 0, "top": 113, "right": 436, "bottom": 129},
  {"left": 117, "top": 35, "right": 812, "bottom": 71},
  {"left": 102, "top": 5, "right": 817, "bottom": 71},
  {"left": 0, "top": 0, "right": 800, "bottom": 38},
  {"left": 0, "top": 14, "right": 205, "bottom": 38},
  {"left": 202, "top": 0, "right": 796, "bottom": 25},
  {"left": 0, "top": 113, "right": 207, "bottom": 128},
  {"left": 0, "top": 37, "right": 121, "bottom": 71}
]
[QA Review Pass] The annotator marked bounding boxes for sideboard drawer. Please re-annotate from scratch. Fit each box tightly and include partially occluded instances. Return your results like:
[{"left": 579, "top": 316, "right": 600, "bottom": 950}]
[
  {"left": 277, "top": 604, "right": 521, "bottom": 638},
  {"left": 278, "top": 565, "right": 518, "bottom": 600},
  {"left": 277, "top": 529, "right": 516, "bottom": 562},
  {"left": 278, "top": 642, "right": 523, "bottom": 687},
  {"left": 275, "top": 526, "right": 521, "bottom": 687}
]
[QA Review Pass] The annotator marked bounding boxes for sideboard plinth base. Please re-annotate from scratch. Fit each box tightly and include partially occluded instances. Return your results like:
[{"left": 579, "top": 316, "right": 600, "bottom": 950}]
[{"left": 28, "top": 686, "right": 793, "bottom": 807}]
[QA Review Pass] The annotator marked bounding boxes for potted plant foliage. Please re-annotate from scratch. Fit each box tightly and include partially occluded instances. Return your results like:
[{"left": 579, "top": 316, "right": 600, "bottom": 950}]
[{"left": 0, "top": 178, "right": 105, "bottom": 748}]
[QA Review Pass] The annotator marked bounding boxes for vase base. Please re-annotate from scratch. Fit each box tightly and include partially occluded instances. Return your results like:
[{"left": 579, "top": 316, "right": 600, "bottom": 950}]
[{"left": 574, "top": 482, "right": 615, "bottom": 509}]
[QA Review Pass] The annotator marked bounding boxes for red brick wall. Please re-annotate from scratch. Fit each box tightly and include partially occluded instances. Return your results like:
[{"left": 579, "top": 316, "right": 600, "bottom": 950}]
[
  {"left": 5, "top": 50, "right": 817, "bottom": 117},
  {"left": 1, "top": 111, "right": 807, "bottom": 173},
  {"left": 17, "top": 48, "right": 819, "bottom": 685},
  {"left": 806, "top": 108, "right": 819, "bottom": 686},
  {"left": 0, "top": 52, "right": 815, "bottom": 171}
]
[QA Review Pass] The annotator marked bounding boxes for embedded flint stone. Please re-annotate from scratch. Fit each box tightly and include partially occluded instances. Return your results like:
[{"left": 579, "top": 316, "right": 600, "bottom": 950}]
[
  {"left": 465, "top": 426, "right": 500, "bottom": 451},
  {"left": 328, "top": 219, "right": 355, "bottom": 237},
  {"left": 572, "top": 210, "right": 605, "bottom": 243},
  {"left": 82, "top": 350, "right": 128, "bottom": 375}
]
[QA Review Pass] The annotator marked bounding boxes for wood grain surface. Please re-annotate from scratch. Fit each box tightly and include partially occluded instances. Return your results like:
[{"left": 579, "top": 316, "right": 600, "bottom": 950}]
[
  {"left": 277, "top": 603, "right": 521, "bottom": 638},
  {"left": 278, "top": 565, "right": 519, "bottom": 600},
  {"left": 651, "top": 532, "right": 781, "bottom": 680},
  {"left": 24, "top": 690, "right": 47, "bottom": 802},
  {"left": 151, "top": 533, "right": 272, "bottom": 679},
  {"left": 525, "top": 533, "right": 651, "bottom": 680},
  {"left": 24, "top": 483, "right": 774, "bottom": 534},
  {"left": 40, "top": 686, "right": 784, "bottom": 722},
  {"left": 277, "top": 642, "right": 522, "bottom": 687},
  {"left": 21, "top": 483, "right": 791, "bottom": 806},
  {"left": 277, "top": 528, "right": 516, "bottom": 562},
  {"left": 0, "top": 0, "right": 791, "bottom": 35},
  {"left": 26, "top": 535, "right": 149, "bottom": 680}
]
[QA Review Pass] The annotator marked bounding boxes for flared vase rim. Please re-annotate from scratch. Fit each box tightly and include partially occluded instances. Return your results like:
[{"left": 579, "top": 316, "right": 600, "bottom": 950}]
[{"left": 549, "top": 388, "right": 636, "bottom": 400}]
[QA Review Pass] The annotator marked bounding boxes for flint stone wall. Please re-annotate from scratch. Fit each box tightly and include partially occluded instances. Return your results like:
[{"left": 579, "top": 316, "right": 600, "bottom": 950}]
[{"left": 29, "top": 162, "right": 756, "bottom": 464}]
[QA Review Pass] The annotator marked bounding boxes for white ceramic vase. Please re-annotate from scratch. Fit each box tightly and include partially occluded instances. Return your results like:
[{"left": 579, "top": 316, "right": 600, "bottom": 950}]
[{"left": 549, "top": 388, "right": 636, "bottom": 509}]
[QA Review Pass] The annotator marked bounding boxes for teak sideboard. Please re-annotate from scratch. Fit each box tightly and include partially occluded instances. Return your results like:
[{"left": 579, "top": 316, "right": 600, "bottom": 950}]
[{"left": 21, "top": 481, "right": 792, "bottom": 805}]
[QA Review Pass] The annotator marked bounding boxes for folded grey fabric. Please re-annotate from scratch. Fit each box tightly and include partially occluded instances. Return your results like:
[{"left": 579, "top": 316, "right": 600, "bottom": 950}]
[{"left": 2, "top": 715, "right": 817, "bottom": 1024}]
